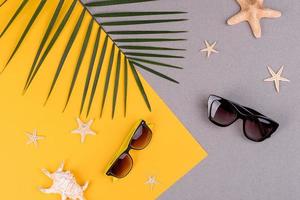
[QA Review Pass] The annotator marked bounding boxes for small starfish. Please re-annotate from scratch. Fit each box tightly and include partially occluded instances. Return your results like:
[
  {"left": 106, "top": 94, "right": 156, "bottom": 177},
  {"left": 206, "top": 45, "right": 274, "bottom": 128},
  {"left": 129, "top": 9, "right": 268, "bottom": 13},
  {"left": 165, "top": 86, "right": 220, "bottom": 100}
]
[
  {"left": 72, "top": 118, "right": 96, "bottom": 143},
  {"left": 26, "top": 129, "right": 44, "bottom": 147},
  {"left": 200, "top": 40, "right": 218, "bottom": 58},
  {"left": 264, "top": 66, "right": 290, "bottom": 93},
  {"left": 145, "top": 176, "right": 159, "bottom": 190},
  {"left": 227, "top": 0, "right": 281, "bottom": 38}
]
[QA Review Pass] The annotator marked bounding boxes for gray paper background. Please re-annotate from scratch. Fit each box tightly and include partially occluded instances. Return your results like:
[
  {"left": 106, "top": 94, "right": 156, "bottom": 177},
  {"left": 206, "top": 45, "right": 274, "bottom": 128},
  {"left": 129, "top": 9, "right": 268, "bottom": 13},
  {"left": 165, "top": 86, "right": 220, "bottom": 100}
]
[{"left": 87, "top": 0, "right": 300, "bottom": 199}]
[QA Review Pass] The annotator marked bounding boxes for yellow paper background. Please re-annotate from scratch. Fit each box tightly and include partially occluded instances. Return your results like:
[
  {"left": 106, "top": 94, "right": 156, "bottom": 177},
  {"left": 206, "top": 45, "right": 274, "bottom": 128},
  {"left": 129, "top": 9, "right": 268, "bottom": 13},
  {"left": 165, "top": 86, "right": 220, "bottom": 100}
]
[{"left": 0, "top": 1, "right": 207, "bottom": 199}]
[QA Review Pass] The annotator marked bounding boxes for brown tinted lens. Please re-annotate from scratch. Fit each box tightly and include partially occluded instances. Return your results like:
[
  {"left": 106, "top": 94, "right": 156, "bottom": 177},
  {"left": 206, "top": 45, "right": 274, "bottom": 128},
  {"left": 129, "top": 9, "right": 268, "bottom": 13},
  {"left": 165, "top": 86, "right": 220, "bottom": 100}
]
[
  {"left": 244, "top": 119, "right": 263, "bottom": 141},
  {"left": 210, "top": 100, "right": 237, "bottom": 126},
  {"left": 108, "top": 153, "right": 133, "bottom": 178},
  {"left": 130, "top": 122, "right": 152, "bottom": 150}
]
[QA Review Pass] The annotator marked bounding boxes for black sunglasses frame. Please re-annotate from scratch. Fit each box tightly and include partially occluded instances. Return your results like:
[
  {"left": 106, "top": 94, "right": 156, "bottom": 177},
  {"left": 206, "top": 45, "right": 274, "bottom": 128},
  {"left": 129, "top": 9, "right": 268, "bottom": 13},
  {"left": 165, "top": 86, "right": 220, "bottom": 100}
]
[
  {"left": 208, "top": 95, "right": 279, "bottom": 142},
  {"left": 106, "top": 120, "right": 152, "bottom": 178}
]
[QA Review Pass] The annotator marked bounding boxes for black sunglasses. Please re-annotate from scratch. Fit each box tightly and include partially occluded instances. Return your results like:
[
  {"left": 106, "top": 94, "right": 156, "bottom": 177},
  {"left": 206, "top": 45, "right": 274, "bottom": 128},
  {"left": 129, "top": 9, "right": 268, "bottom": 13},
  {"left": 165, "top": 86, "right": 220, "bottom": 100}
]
[{"left": 208, "top": 95, "right": 279, "bottom": 142}]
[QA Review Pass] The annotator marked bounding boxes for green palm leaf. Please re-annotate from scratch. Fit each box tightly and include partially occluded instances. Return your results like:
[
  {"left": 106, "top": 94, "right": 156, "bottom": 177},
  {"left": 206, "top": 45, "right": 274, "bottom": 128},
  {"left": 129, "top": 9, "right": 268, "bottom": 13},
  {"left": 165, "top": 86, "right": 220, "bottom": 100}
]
[
  {"left": 86, "top": 35, "right": 109, "bottom": 117},
  {"left": 0, "top": 0, "right": 29, "bottom": 38},
  {"left": 120, "top": 45, "right": 185, "bottom": 51},
  {"left": 4, "top": 0, "right": 46, "bottom": 70},
  {"left": 0, "top": 0, "right": 7, "bottom": 7},
  {"left": 84, "top": 0, "right": 156, "bottom": 7},
  {"left": 112, "top": 51, "right": 122, "bottom": 118},
  {"left": 129, "top": 61, "right": 151, "bottom": 111},
  {"left": 80, "top": 27, "right": 101, "bottom": 115},
  {"left": 64, "top": 18, "right": 94, "bottom": 111},
  {"left": 1, "top": 0, "right": 187, "bottom": 118},
  {"left": 128, "top": 57, "right": 182, "bottom": 69},
  {"left": 100, "top": 44, "right": 115, "bottom": 117},
  {"left": 25, "top": 0, "right": 78, "bottom": 91},
  {"left": 45, "top": 8, "right": 86, "bottom": 102},
  {"left": 102, "top": 19, "right": 187, "bottom": 26},
  {"left": 124, "top": 58, "right": 128, "bottom": 117},
  {"left": 114, "top": 38, "right": 185, "bottom": 43},
  {"left": 94, "top": 11, "right": 186, "bottom": 18},
  {"left": 131, "top": 61, "right": 179, "bottom": 83},
  {"left": 24, "top": 0, "right": 64, "bottom": 91},
  {"left": 107, "top": 30, "right": 186, "bottom": 35},
  {"left": 126, "top": 52, "right": 184, "bottom": 58}
]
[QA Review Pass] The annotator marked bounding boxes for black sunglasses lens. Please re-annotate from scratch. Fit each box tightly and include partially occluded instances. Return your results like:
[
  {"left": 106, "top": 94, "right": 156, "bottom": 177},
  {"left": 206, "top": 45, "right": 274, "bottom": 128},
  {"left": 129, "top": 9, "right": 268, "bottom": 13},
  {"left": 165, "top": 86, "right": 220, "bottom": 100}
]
[
  {"left": 210, "top": 100, "right": 237, "bottom": 126},
  {"left": 244, "top": 118, "right": 278, "bottom": 141},
  {"left": 130, "top": 122, "right": 152, "bottom": 150}
]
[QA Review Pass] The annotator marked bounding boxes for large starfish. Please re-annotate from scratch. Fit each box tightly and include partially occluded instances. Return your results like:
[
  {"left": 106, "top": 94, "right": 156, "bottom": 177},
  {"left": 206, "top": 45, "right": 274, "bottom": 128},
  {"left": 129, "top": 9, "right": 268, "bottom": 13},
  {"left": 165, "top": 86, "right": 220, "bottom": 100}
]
[{"left": 227, "top": 0, "right": 281, "bottom": 38}]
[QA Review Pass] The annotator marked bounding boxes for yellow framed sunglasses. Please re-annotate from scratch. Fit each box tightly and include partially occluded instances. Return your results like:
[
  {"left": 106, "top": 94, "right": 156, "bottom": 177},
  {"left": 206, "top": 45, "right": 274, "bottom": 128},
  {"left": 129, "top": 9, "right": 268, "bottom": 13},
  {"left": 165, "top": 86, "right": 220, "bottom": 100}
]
[{"left": 105, "top": 120, "right": 152, "bottom": 178}]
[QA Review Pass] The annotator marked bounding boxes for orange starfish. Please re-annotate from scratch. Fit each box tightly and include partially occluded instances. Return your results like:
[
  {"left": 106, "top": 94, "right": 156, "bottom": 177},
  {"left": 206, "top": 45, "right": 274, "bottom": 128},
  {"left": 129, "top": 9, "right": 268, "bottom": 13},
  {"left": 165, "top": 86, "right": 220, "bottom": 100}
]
[{"left": 227, "top": 0, "right": 281, "bottom": 38}]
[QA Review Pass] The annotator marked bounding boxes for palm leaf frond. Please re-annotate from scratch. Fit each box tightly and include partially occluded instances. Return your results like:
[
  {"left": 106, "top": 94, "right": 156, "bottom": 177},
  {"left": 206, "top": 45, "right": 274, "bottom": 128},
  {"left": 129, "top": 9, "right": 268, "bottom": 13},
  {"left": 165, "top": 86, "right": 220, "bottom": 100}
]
[
  {"left": 107, "top": 30, "right": 186, "bottom": 35},
  {"left": 124, "top": 57, "right": 128, "bottom": 117},
  {"left": 114, "top": 38, "right": 185, "bottom": 43},
  {"left": 126, "top": 52, "right": 184, "bottom": 58},
  {"left": 25, "top": 0, "right": 78, "bottom": 91},
  {"left": 80, "top": 27, "right": 101, "bottom": 114},
  {"left": 84, "top": 0, "right": 156, "bottom": 7},
  {"left": 100, "top": 44, "right": 115, "bottom": 117},
  {"left": 1, "top": 0, "right": 187, "bottom": 118},
  {"left": 24, "top": 0, "right": 64, "bottom": 92},
  {"left": 102, "top": 18, "right": 187, "bottom": 26},
  {"left": 0, "top": 0, "right": 7, "bottom": 7},
  {"left": 64, "top": 17, "right": 94, "bottom": 111},
  {"left": 120, "top": 45, "right": 185, "bottom": 51},
  {"left": 129, "top": 61, "right": 151, "bottom": 111},
  {"left": 112, "top": 51, "right": 122, "bottom": 118},
  {"left": 0, "top": 0, "right": 29, "bottom": 38},
  {"left": 131, "top": 61, "right": 179, "bottom": 83},
  {"left": 4, "top": 0, "right": 47, "bottom": 69},
  {"left": 86, "top": 35, "right": 109, "bottom": 117},
  {"left": 94, "top": 11, "right": 186, "bottom": 18},
  {"left": 45, "top": 7, "right": 86, "bottom": 102},
  {"left": 128, "top": 57, "right": 183, "bottom": 69}
]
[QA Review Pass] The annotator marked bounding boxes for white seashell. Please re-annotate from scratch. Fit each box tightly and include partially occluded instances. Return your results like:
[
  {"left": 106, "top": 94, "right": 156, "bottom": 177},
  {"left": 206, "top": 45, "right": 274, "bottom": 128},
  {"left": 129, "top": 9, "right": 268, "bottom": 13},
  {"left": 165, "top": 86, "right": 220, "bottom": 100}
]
[{"left": 40, "top": 162, "right": 89, "bottom": 200}]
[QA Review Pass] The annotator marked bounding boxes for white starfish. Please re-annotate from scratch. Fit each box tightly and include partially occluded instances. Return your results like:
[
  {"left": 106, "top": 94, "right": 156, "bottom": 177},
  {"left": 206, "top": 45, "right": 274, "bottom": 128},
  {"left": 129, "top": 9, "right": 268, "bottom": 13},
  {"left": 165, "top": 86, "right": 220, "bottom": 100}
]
[
  {"left": 40, "top": 162, "right": 89, "bottom": 200},
  {"left": 26, "top": 129, "right": 44, "bottom": 147},
  {"left": 264, "top": 66, "right": 290, "bottom": 93},
  {"left": 72, "top": 118, "right": 96, "bottom": 143},
  {"left": 200, "top": 40, "right": 218, "bottom": 58},
  {"left": 145, "top": 176, "right": 159, "bottom": 190}
]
